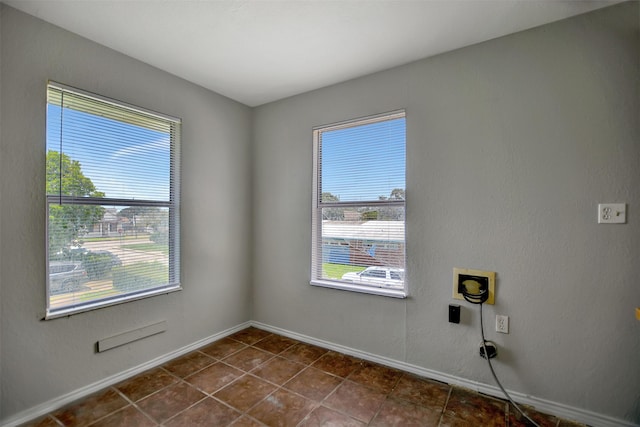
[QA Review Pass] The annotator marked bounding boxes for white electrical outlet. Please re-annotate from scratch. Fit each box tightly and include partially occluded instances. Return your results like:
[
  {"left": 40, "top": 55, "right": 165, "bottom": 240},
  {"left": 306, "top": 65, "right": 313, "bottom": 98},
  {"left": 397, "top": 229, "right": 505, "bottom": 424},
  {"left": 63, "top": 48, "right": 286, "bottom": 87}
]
[
  {"left": 598, "top": 203, "right": 626, "bottom": 224},
  {"left": 496, "top": 315, "right": 509, "bottom": 334}
]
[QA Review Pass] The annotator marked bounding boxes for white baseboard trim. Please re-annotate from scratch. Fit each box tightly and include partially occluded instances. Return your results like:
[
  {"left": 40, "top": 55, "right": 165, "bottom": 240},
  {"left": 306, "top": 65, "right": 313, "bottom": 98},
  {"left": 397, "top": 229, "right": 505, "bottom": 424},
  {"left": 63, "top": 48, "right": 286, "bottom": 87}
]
[
  {"left": 0, "top": 321, "right": 251, "bottom": 427},
  {"left": 3, "top": 320, "right": 636, "bottom": 427},
  {"left": 251, "top": 321, "right": 639, "bottom": 427}
]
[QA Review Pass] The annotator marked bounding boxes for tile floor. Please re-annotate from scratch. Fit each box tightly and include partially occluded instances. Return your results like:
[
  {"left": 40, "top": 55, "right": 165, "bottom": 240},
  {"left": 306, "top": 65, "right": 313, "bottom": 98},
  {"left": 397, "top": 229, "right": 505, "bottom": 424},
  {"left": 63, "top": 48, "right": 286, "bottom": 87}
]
[{"left": 24, "top": 327, "right": 586, "bottom": 427}]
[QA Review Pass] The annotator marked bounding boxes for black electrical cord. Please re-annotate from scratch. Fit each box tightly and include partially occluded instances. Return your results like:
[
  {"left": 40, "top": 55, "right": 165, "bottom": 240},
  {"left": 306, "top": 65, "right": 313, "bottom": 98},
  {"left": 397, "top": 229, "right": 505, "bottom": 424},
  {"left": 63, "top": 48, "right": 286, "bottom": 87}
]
[
  {"left": 460, "top": 276, "right": 489, "bottom": 304},
  {"left": 460, "top": 280, "right": 540, "bottom": 426},
  {"left": 462, "top": 287, "right": 488, "bottom": 304},
  {"left": 479, "top": 303, "right": 540, "bottom": 427}
]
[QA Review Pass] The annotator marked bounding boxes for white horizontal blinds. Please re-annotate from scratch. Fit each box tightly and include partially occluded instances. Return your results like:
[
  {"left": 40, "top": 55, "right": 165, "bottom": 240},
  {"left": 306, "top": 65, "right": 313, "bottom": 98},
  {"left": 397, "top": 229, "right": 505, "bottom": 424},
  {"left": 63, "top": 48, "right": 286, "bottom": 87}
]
[
  {"left": 319, "top": 112, "right": 405, "bottom": 203},
  {"left": 46, "top": 82, "right": 181, "bottom": 317},
  {"left": 168, "top": 122, "right": 181, "bottom": 287},
  {"left": 315, "top": 111, "right": 406, "bottom": 290},
  {"left": 47, "top": 85, "right": 173, "bottom": 202},
  {"left": 47, "top": 204, "right": 172, "bottom": 311}
]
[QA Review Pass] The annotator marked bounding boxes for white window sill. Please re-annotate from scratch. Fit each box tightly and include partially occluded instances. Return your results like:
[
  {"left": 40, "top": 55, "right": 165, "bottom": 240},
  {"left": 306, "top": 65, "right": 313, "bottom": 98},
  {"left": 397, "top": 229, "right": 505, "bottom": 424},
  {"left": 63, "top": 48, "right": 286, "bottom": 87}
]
[
  {"left": 44, "top": 285, "right": 182, "bottom": 320},
  {"left": 310, "top": 279, "right": 407, "bottom": 299}
]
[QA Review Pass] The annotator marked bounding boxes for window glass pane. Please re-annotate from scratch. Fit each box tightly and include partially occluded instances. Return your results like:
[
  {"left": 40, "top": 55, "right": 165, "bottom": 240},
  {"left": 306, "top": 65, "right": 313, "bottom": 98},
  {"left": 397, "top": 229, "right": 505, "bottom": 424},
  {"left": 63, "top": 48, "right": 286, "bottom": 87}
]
[
  {"left": 312, "top": 111, "right": 406, "bottom": 296},
  {"left": 47, "top": 102, "right": 171, "bottom": 201},
  {"left": 46, "top": 83, "right": 180, "bottom": 318},
  {"left": 320, "top": 206, "right": 405, "bottom": 289},
  {"left": 320, "top": 117, "right": 405, "bottom": 203},
  {"left": 48, "top": 204, "right": 172, "bottom": 311}
]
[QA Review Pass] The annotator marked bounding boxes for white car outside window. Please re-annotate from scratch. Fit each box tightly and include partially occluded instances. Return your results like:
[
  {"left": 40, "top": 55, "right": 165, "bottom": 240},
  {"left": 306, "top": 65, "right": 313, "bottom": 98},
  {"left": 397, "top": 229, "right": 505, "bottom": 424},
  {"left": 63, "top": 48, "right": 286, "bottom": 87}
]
[{"left": 341, "top": 267, "right": 404, "bottom": 289}]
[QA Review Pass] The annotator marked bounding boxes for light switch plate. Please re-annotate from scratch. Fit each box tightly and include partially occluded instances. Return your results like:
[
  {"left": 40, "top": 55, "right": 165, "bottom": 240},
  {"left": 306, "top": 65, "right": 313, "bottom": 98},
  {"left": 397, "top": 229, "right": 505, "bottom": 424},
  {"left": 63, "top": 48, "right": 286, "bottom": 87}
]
[{"left": 598, "top": 203, "right": 626, "bottom": 224}]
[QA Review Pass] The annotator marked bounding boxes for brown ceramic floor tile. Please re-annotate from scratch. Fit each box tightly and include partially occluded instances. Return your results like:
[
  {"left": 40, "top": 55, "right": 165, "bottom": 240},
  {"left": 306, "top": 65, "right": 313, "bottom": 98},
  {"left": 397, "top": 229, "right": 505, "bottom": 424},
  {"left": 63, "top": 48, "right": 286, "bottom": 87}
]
[
  {"left": 24, "top": 327, "right": 579, "bottom": 427},
  {"left": 162, "top": 351, "right": 215, "bottom": 378},
  {"left": 311, "top": 351, "right": 361, "bottom": 378},
  {"left": 251, "top": 356, "right": 305, "bottom": 385},
  {"left": 184, "top": 361, "right": 244, "bottom": 394},
  {"left": 370, "top": 398, "right": 442, "bottom": 426},
  {"left": 136, "top": 381, "right": 206, "bottom": 423},
  {"left": 223, "top": 346, "right": 273, "bottom": 371},
  {"left": 442, "top": 388, "right": 507, "bottom": 427},
  {"left": 557, "top": 420, "right": 588, "bottom": 427},
  {"left": 390, "top": 373, "right": 451, "bottom": 408},
  {"left": 199, "top": 337, "right": 247, "bottom": 359},
  {"left": 229, "top": 416, "right": 265, "bottom": 426},
  {"left": 52, "top": 388, "right": 128, "bottom": 427},
  {"left": 89, "top": 405, "right": 156, "bottom": 427},
  {"left": 280, "top": 342, "right": 329, "bottom": 365},
  {"left": 298, "top": 406, "right": 366, "bottom": 427},
  {"left": 284, "top": 367, "right": 343, "bottom": 401},
  {"left": 214, "top": 374, "right": 277, "bottom": 412},
  {"left": 508, "top": 404, "right": 558, "bottom": 427},
  {"left": 348, "top": 361, "right": 403, "bottom": 393},
  {"left": 228, "top": 327, "right": 272, "bottom": 345},
  {"left": 20, "top": 415, "right": 60, "bottom": 427},
  {"left": 115, "top": 367, "right": 178, "bottom": 402},
  {"left": 438, "top": 415, "right": 473, "bottom": 426},
  {"left": 164, "top": 397, "right": 241, "bottom": 427},
  {"left": 252, "top": 334, "right": 299, "bottom": 354},
  {"left": 323, "top": 380, "right": 387, "bottom": 423},
  {"left": 248, "top": 388, "right": 316, "bottom": 427}
]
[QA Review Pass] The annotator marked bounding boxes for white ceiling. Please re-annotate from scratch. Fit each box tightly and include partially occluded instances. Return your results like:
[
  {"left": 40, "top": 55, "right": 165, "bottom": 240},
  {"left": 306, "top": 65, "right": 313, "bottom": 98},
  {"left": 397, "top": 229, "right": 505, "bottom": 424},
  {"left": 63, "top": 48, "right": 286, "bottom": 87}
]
[{"left": 6, "top": 0, "right": 619, "bottom": 107}]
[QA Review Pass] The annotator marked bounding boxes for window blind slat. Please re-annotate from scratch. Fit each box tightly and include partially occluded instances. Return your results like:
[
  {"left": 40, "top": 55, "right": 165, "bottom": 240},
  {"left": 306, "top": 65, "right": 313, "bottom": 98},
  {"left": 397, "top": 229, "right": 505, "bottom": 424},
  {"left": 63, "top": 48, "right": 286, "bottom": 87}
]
[
  {"left": 312, "top": 111, "right": 407, "bottom": 297},
  {"left": 319, "top": 117, "right": 406, "bottom": 203},
  {"left": 45, "top": 82, "right": 181, "bottom": 318}
]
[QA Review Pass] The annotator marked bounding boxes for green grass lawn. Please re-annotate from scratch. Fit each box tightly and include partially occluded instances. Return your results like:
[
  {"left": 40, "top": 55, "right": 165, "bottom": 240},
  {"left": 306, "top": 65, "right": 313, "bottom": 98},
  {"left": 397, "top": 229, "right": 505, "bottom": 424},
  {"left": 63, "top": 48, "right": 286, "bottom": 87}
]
[
  {"left": 84, "top": 235, "right": 146, "bottom": 243},
  {"left": 121, "top": 242, "right": 168, "bottom": 254},
  {"left": 79, "top": 288, "right": 121, "bottom": 302},
  {"left": 323, "top": 263, "right": 366, "bottom": 279}
]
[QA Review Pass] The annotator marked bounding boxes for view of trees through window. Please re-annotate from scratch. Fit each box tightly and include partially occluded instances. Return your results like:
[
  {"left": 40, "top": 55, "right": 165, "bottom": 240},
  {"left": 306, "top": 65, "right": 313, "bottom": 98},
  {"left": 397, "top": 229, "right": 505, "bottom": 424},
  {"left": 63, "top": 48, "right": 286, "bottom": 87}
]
[
  {"left": 312, "top": 111, "right": 406, "bottom": 294},
  {"left": 46, "top": 83, "right": 179, "bottom": 315},
  {"left": 47, "top": 150, "right": 171, "bottom": 310},
  {"left": 321, "top": 188, "right": 405, "bottom": 221}
]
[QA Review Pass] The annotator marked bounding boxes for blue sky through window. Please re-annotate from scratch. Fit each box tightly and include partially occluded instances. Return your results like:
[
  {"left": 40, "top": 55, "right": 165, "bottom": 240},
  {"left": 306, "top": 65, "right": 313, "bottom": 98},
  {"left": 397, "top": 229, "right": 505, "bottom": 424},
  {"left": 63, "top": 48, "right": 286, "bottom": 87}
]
[
  {"left": 321, "top": 117, "right": 405, "bottom": 202},
  {"left": 47, "top": 105, "right": 170, "bottom": 201}
]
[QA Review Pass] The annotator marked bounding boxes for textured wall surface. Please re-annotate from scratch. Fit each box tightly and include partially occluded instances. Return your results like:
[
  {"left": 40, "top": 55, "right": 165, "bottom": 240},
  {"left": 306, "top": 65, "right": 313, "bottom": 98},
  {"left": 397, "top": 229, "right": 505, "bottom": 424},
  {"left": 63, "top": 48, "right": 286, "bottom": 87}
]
[
  {"left": 252, "top": 2, "right": 639, "bottom": 423},
  {"left": 1, "top": 1, "right": 639, "bottom": 424},
  {"left": 0, "top": 4, "right": 252, "bottom": 419}
]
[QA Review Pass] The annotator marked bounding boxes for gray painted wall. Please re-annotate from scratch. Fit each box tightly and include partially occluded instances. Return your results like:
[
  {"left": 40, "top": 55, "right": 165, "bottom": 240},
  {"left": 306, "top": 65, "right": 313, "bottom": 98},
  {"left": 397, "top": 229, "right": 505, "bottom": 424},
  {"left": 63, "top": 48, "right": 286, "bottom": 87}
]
[
  {"left": 0, "top": 5, "right": 252, "bottom": 419},
  {"left": 252, "top": 2, "right": 639, "bottom": 423},
  {"left": 1, "top": 1, "right": 638, "bottom": 424}
]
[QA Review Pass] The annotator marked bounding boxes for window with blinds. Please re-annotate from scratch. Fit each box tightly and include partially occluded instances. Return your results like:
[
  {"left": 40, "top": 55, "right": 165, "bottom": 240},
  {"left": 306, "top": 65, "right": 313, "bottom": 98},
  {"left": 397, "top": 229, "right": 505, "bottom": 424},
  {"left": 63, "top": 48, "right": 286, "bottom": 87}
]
[
  {"left": 311, "top": 110, "right": 407, "bottom": 298},
  {"left": 45, "top": 82, "right": 181, "bottom": 318}
]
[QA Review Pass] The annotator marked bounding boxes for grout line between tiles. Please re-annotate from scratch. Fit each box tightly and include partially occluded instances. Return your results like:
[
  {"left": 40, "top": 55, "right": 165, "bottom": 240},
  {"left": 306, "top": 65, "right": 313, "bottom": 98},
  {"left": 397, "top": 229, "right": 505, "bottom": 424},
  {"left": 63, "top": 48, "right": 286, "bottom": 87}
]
[
  {"left": 24, "top": 328, "right": 588, "bottom": 427},
  {"left": 224, "top": 341, "right": 343, "bottom": 427},
  {"left": 159, "top": 394, "right": 210, "bottom": 426},
  {"left": 82, "top": 387, "right": 140, "bottom": 427},
  {"left": 437, "top": 383, "right": 454, "bottom": 427},
  {"left": 45, "top": 415, "right": 65, "bottom": 427}
]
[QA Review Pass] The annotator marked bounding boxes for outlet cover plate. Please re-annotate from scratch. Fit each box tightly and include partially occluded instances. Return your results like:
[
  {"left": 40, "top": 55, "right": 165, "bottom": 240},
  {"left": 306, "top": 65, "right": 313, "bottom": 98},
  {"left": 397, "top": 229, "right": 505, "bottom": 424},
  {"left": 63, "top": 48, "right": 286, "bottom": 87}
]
[
  {"left": 598, "top": 203, "right": 626, "bottom": 224},
  {"left": 453, "top": 268, "right": 495, "bottom": 305},
  {"left": 496, "top": 314, "right": 509, "bottom": 333}
]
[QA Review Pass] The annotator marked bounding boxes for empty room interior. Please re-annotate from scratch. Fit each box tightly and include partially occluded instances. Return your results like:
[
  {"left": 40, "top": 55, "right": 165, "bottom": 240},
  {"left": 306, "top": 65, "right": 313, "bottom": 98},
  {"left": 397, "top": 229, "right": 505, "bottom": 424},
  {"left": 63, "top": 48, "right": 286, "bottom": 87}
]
[{"left": 0, "top": 1, "right": 639, "bottom": 426}]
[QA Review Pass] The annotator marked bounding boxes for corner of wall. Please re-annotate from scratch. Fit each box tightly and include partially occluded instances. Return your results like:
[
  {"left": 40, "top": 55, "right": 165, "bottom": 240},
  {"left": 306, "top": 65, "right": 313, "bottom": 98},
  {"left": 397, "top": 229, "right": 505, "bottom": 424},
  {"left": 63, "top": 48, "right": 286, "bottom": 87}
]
[
  {"left": 247, "top": 106, "right": 257, "bottom": 321},
  {"left": 0, "top": 2, "right": 4, "bottom": 420}
]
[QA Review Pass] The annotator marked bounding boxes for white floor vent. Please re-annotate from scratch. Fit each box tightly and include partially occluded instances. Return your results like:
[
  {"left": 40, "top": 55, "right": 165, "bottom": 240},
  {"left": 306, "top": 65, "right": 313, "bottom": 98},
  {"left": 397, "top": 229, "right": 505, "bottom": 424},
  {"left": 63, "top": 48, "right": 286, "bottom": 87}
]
[{"left": 97, "top": 321, "right": 167, "bottom": 352}]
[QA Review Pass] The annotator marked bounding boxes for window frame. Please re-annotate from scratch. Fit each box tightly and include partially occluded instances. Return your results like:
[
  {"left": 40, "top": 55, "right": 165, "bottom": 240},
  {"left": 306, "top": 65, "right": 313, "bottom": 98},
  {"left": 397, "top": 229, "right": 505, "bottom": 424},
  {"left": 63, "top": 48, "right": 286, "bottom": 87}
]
[
  {"left": 310, "top": 110, "right": 407, "bottom": 298},
  {"left": 44, "top": 81, "right": 182, "bottom": 319}
]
